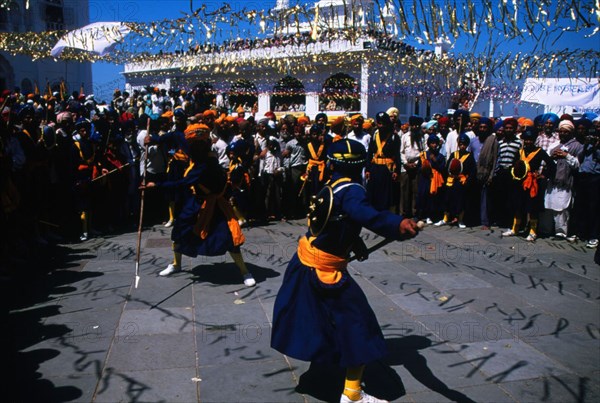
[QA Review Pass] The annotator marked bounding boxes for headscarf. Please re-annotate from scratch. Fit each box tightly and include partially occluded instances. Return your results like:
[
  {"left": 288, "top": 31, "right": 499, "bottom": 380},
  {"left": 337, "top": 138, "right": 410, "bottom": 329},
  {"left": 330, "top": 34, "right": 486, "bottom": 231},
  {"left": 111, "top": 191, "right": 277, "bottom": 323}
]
[
  {"left": 558, "top": 120, "right": 574, "bottom": 132},
  {"left": 386, "top": 107, "right": 399, "bottom": 118},
  {"left": 425, "top": 120, "right": 438, "bottom": 130}
]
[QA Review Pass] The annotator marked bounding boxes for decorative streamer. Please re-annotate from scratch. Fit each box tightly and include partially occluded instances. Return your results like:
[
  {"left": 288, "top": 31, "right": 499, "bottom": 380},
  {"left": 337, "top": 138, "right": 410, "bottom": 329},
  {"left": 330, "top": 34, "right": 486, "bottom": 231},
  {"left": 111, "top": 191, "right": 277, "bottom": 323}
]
[{"left": 0, "top": 0, "right": 596, "bottom": 103}]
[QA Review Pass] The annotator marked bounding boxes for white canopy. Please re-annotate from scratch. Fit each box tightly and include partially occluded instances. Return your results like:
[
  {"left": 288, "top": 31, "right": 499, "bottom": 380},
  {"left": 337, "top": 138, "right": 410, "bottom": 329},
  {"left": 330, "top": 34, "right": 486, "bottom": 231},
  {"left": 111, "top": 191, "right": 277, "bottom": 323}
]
[
  {"left": 51, "top": 22, "right": 131, "bottom": 58},
  {"left": 520, "top": 78, "right": 599, "bottom": 109}
]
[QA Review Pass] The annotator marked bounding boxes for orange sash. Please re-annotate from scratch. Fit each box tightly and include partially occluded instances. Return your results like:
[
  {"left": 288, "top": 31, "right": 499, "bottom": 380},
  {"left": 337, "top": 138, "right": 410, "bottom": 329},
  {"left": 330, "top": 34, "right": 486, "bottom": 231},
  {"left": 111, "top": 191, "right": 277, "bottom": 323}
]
[
  {"left": 371, "top": 131, "right": 395, "bottom": 171},
  {"left": 420, "top": 151, "right": 444, "bottom": 194},
  {"left": 173, "top": 149, "right": 189, "bottom": 161},
  {"left": 297, "top": 236, "right": 347, "bottom": 284},
  {"left": 446, "top": 151, "right": 469, "bottom": 186},
  {"left": 74, "top": 140, "right": 100, "bottom": 178},
  {"left": 306, "top": 142, "right": 326, "bottom": 182},
  {"left": 184, "top": 163, "right": 245, "bottom": 246},
  {"left": 520, "top": 148, "right": 541, "bottom": 198}
]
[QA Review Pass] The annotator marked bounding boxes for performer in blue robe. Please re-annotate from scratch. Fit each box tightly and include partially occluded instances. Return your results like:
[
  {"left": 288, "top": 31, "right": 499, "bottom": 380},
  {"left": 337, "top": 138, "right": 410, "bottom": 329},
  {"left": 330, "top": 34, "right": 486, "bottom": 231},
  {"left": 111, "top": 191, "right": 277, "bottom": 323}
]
[
  {"left": 271, "top": 139, "right": 419, "bottom": 403},
  {"left": 142, "top": 124, "right": 255, "bottom": 286}
]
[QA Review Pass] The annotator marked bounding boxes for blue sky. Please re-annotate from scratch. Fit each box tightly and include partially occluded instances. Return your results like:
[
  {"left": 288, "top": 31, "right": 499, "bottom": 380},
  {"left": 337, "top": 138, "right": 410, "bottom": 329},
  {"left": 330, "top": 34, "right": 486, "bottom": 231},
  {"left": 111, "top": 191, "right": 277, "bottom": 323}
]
[
  {"left": 89, "top": 0, "right": 599, "bottom": 103},
  {"left": 91, "top": 0, "right": 195, "bottom": 101}
]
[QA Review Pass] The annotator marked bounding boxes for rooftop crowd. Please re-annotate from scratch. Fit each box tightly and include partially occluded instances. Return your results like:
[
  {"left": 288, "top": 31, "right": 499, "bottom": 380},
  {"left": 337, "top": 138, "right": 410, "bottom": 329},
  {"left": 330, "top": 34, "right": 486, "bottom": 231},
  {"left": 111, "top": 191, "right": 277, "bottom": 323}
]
[{"left": 1, "top": 83, "right": 599, "bottom": 272}]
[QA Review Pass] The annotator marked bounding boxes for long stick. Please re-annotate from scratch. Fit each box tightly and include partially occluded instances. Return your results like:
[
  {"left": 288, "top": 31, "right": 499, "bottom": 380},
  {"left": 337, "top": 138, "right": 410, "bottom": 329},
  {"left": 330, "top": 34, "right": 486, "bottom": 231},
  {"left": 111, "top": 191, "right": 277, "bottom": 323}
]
[
  {"left": 91, "top": 162, "right": 130, "bottom": 182},
  {"left": 135, "top": 118, "right": 151, "bottom": 288}
]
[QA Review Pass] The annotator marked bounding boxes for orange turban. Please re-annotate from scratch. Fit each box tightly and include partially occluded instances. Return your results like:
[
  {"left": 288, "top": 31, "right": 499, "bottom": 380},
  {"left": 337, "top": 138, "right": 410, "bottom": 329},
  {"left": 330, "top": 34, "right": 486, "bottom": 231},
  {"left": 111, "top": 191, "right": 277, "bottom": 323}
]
[
  {"left": 331, "top": 116, "right": 346, "bottom": 134},
  {"left": 161, "top": 111, "right": 174, "bottom": 119},
  {"left": 362, "top": 121, "right": 373, "bottom": 131},
  {"left": 225, "top": 116, "right": 237, "bottom": 123},
  {"left": 298, "top": 116, "right": 310, "bottom": 125},
  {"left": 521, "top": 118, "right": 534, "bottom": 127},
  {"left": 236, "top": 106, "right": 245, "bottom": 114},
  {"left": 350, "top": 114, "right": 363, "bottom": 122},
  {"left": 184, "top": 123, "right": 210, "bottom": 140},
  {"left": 203, "top": 109, "right": 217, "bottom": 118}
]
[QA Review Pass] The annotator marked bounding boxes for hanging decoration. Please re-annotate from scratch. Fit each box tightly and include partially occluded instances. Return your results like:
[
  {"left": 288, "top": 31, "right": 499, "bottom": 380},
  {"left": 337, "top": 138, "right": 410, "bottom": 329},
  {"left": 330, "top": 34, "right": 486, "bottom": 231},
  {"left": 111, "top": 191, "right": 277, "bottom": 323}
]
[{"left": 0, "top": 0, "right": 597, "bottom": 101}]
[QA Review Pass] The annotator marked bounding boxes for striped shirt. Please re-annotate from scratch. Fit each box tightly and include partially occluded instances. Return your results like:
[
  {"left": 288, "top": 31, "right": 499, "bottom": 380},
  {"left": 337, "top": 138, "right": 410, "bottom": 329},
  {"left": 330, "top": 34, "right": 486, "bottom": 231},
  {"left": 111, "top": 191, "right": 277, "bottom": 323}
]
[{"left": 496, "top": 138, "right": 522, "bottom": 170}]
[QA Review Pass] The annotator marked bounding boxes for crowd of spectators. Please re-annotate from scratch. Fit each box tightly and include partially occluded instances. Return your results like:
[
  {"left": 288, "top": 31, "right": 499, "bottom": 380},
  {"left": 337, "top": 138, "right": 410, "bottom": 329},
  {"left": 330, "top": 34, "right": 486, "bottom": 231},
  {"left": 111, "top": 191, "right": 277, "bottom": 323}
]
[{"left": 1, "top": 83, "right": 599, "bottom": 274}]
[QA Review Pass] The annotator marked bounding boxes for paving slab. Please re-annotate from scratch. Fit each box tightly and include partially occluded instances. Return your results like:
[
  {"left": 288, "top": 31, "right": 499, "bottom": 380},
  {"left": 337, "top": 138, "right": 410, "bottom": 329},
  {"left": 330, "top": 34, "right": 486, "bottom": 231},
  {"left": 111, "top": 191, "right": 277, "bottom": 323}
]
[
  {"left": 94, "top": 367, "right": 198, "bottom": 403},
  {"left": 5, "top": 221, "right": 599, "bottom": 402},
  {"left": 198, "top": 358, "right": 304, "bottom": 403},
  {"left": 105, "top": 333, "right": 197, "bottom": 372},
  {"left": 449, "top": 340, "right": 572, "bottom": 382}
]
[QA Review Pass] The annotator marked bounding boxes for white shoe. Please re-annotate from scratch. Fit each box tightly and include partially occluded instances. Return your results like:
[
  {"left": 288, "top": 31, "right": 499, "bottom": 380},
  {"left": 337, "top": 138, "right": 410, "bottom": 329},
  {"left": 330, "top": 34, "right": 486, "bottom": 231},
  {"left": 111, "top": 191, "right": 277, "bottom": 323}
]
[
  {"left": 425, "top": 218, "right": 433, "bottom": 225},
  {"left": 159, "top": 264, "right": 181, "bottom": 276},
  {"left": 458, "top": 222, "right": 466, "bottom": 229},
  {"left": 502, "top": 229, "right": 515, "bottom": 237},
  {"left": 164, "top": 220, "right": 174, "bottom": 228},
  {"left": 555, "top": 232, "right": 567, "bottom": 239},
  {"left": 79, "top": 233, "right": 88, "bottom": 242},
  {"left": 238, "top": 219, "right": 247, "bottom": 228},
  {"left": 243, "top": 273, "right": 256, "bottom": 287},
  {"left": 526, "top": 233, "right": 537, "bottom": 242},
  {"left": 340, "top": 390, "right": 388, "bottom": 403},
  {"left": 434, "top": 219, "right": 447, "bottom": 227},
  {"left": 566, "top": 235, "right": 577, "bottom": 243},
  {"left": 586, "top": 239, "right": 598, "bottom": 248}
]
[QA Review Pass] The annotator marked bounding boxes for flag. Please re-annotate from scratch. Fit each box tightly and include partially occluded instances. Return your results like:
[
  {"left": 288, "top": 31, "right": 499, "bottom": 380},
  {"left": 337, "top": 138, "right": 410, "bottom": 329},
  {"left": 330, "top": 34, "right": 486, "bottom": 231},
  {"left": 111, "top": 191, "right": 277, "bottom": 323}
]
[{"left": 51, "top": 22, "right": 131, "bottom": 58}]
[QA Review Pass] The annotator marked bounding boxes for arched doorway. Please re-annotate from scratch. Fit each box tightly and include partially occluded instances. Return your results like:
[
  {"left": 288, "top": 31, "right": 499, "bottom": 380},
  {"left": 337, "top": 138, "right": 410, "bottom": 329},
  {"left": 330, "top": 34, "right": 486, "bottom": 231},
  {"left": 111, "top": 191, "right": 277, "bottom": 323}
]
[
  {"left": 20, "top": 78, "right": 33, "bottom": 95},
  {"left": 0, "top": 54, "right": 14, "bottom": 91},
  {"left": 229, "top": 79, "right": 258, "bottom": 112},
  {"left": 321, "top": 73, "right": 360, "bottom": 112},
  {"left": 271, "top": 75, "right": 305, "bottom": 112}
]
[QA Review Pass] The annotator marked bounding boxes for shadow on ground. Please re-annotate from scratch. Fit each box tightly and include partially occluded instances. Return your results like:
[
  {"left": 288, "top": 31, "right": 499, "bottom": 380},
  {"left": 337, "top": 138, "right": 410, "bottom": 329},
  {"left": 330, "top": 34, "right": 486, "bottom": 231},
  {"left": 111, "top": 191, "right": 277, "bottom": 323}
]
[
  {"left": 190, "top": 262, "right": 280, "bottom": 285},
  {"left": 295, "top": 336, "right": 475, "bottom": 403},
  {"left": 2, "top": 244, "right": 103, "bottom": 402}
]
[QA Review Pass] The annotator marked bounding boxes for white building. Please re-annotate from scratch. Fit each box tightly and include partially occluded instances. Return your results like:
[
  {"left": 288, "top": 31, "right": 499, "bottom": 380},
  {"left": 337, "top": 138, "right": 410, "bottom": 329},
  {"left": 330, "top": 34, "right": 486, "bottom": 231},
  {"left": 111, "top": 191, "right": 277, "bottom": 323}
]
[
  {"left": 0, "top": 0, "right": 92, "bottom": 95},
  {"left": 123, "top": 0, "right": 450, "bottom": 121}
]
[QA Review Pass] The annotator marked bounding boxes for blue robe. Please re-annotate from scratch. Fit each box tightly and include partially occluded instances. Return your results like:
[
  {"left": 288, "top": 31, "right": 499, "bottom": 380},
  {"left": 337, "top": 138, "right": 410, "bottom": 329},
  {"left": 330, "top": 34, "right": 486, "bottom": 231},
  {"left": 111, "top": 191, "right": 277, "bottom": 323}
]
[
  {"left": 271, "top": 172, "right": 404, "bottom": 368},
  {"left": 157, "top": 157, "right": 236, "bottom": 257}
]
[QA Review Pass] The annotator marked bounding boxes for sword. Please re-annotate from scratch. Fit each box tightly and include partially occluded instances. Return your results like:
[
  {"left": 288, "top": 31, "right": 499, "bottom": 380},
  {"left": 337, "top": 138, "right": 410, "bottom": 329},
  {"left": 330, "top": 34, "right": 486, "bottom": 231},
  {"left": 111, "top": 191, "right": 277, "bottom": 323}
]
[
  {"left": 348, "top": 221, "right": 424, "bottom": 262},
  {"left": 348, "top": 237, "right": 395, "bottom": 262},
  {"left": 90, "top": 162, "right": 130, "bottom": 182}
]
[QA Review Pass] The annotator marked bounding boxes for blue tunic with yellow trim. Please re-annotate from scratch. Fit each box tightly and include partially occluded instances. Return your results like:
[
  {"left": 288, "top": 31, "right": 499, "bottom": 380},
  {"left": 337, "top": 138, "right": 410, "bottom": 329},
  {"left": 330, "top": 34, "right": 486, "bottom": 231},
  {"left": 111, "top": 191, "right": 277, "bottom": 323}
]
[
  {"left": 157, "top": 157, "right": 236, "bottom": 257},
  {"left": 271, "top": 172, "right": 404, "bottom": 368}
]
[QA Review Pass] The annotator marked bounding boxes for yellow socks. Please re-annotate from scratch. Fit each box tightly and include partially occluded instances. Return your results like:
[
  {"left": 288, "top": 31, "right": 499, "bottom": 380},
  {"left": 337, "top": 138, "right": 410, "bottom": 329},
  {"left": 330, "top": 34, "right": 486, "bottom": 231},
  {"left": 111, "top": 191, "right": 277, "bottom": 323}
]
[
  {"left": 443, "top": 213, "right": 450, "bottom": 223},
  {"left": 172, "top": 243, "right": 182, "bottom": 267},
  {"left": 229, "top": 252, "right": 248, "bottom": 275},
  {"left": 168, "top": 202, "right": 175, "bottom": 222},
  {"left": 80, "top": 211, "right": 89, "bottom": 234},
  {"left": 343, "top": 366, "right": 365, "bottom": 401},
  {"left": 511, "top": 217, "right": 521, "bottom": 233},
  {"left": 529, "top": 218, "right": 538, "bottom": 235}
]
